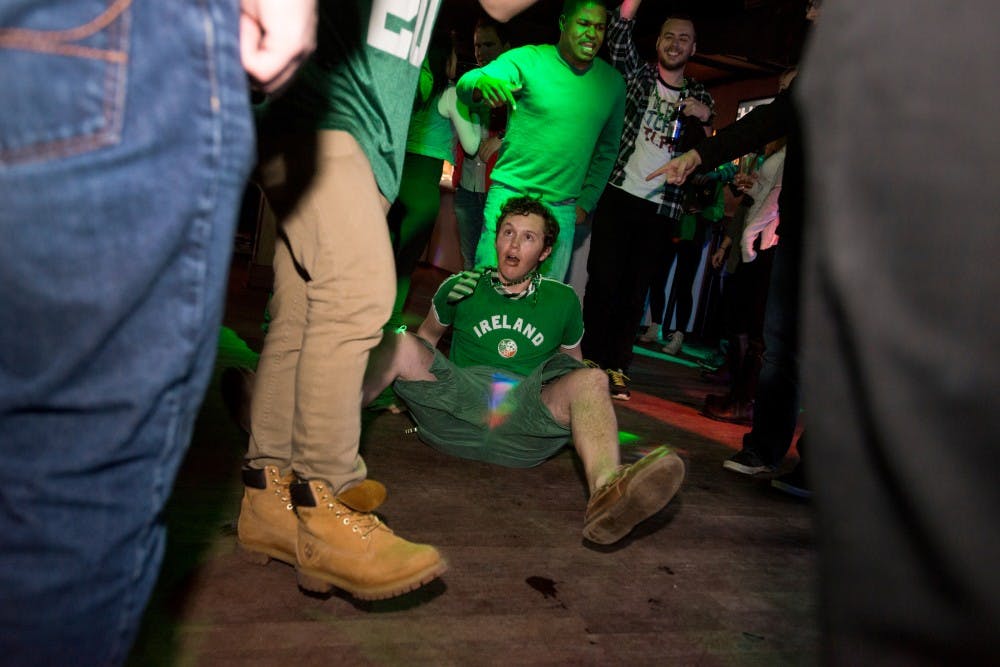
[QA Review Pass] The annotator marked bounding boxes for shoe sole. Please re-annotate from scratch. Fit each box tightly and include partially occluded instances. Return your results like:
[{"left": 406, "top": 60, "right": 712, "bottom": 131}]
[
  {"left": 295, "top": 558, "right": 448, "bottom": 601},
  {"left": 700, "top": 408, "right": 752, "bottom": 426},
  {"left": 722, "top": 460, "right": 772, "bottom": 476},
  {"left": 611, "top": 392, "right": 631, "bottom": 401},
  {"left": 583, "top": 453, "right": 685, "bottom": 545},
  {"left": 237, "top": 541, "right": 297, "bottom": 568},
  {"left": 771, "top": 480, "right": 812, "bottom": 499}
]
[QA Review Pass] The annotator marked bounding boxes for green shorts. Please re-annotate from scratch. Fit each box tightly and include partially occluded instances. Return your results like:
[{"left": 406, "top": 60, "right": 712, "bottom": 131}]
[{"left": 393, "top": 342, "right": 584, "bottom": 468}]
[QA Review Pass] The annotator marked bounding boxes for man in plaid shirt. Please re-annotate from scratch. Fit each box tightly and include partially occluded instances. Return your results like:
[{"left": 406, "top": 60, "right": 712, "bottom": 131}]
[{"left": 581, "top": 0, "right": 714, "bottom": 400}]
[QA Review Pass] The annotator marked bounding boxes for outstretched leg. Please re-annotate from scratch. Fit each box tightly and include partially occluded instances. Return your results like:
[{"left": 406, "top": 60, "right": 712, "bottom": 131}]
[
  {"left": 541, "top": 367, "right": 621, "bottom": 491},
  {"left": 541, "top": 367, "right": 686, "bottom": 544}
]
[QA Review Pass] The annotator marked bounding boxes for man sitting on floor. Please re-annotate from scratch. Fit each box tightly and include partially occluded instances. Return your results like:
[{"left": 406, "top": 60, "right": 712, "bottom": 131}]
[{"left": 363, "top": 196, "right": 685, "bottom": 545}]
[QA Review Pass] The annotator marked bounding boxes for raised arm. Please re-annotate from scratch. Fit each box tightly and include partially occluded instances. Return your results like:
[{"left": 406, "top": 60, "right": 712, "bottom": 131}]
[
  {"left": 478, "top": 0, "right": 540, "bottom": 22},
  {"left": 619, "top": 0, "right": 642, "bottom": 20},
  {"left": 605, "top": 4, "right": 642, "bottom": 76}
]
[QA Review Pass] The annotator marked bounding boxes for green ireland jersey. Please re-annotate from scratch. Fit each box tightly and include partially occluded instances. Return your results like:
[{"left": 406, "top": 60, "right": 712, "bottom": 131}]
[
  {"left": 431, "top": 274, "right": 584, "bottom": 377},
  {"left": 257, "top": 1, "right": 441, "bottom": 201}
]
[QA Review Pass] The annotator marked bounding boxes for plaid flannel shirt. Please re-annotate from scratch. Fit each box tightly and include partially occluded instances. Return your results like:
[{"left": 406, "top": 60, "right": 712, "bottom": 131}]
[{"left": 606, "top": 10, "right": 715, "bottom": 220}]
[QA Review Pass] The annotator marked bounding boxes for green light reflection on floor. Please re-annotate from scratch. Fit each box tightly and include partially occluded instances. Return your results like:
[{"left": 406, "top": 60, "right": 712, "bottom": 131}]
[{"left": 631, "top": 344, "right": 702, "bottom": 369}]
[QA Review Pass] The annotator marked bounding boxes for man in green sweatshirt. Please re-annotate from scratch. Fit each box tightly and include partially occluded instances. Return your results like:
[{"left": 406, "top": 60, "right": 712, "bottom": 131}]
[{"left": 457, "top": 0, "right": 626, "bottom": 281}]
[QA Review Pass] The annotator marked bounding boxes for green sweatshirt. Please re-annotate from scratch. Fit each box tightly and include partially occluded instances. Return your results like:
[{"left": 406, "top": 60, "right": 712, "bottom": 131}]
[{"left": 457, "top": 45, "right": 625, "bottom": 213}]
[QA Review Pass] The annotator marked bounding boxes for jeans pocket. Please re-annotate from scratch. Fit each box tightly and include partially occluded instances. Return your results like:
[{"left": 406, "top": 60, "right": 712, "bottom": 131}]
[{"left": 0, "top": 0, "right": 131, "bottom": 165}]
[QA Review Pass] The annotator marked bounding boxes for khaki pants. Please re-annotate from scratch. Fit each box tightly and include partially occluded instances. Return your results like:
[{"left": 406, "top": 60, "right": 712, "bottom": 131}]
[{"left": 247, "top": 130, "right": 394, "bottom": 490}]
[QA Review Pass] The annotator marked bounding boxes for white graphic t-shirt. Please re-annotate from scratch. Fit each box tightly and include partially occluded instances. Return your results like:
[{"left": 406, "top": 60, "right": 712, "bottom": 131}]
[{"left": 618, "top": 79, "right": 684, "bottom": 202}]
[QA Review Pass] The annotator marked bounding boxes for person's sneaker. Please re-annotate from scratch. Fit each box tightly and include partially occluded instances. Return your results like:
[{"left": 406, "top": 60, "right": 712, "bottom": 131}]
[
  {"left": 722, "top": 449, "right": 776, "bottom": 476},
  {"left": 701, "top": 394, "right": 753, "bottom": 425},
  {"left": 661, "top": 331, "right": 684, "bottom": 355},
  {"left": 237, "top": 465, "right": 299, "bottom": 566},
  {"left": 291, "top": 479, "right": 447, "bottom": 600},
  {"left": 638, "top": 323, "right": 659, "bottom": 343},
  {"left": 606, "top": 368, "right": 631, "bottom": 401},
  {"left": 583, "top": 446, "right": 686, "bottom": 544},
  {"left": 771, "top": 465, "right": 812, "bottom": 499}
]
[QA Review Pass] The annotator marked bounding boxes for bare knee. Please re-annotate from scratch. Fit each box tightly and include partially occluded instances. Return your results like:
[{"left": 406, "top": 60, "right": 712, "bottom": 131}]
[
  {"left": 576, "top": 367, "right": 611, "bottom": 397},
  {"left": 541, "top": 367, "right": 609, "bottom": 423},
  {"left": 547, "top": 367, "right": 608, "bottom": 398}
]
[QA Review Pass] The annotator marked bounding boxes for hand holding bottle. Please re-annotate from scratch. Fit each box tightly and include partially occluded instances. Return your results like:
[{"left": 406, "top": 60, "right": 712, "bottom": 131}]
[
  {"left": 733, "top": 172, "right": 758, "bottom": 192},
  {"left": 678, "top": 97, "right": 711, "bottom": 123}
]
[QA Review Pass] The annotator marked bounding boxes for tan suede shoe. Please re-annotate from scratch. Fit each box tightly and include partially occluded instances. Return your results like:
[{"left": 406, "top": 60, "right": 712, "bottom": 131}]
[
  {"left": 583, "top": 446, "right": 686, "bottom": 545},
  {"left": 292, "top": 479, "right": 447, "bottom": 600},
  {"left": 237, "top": 465, "right": 298, "bottom": 566}
]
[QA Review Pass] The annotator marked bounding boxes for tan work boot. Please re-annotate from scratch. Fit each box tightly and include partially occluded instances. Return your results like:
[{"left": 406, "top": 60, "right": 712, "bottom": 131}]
[
  {"left": 583, "top": 446, "right": 686, "bottom": 545},
  {"left": 237, "top": 465, "right": 298, "bottom": 566},
  {"left": 290, "top": 479, "right": 447, "bottom": 600}
]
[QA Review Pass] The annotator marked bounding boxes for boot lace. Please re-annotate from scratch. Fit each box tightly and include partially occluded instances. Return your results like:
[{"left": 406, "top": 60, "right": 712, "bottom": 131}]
[
  {"left": 607, "top": 368, "right": 630, "bottom": 387},
  {"left": 268, "top": 469, "right": 293, "bottom": 510},
  {"left": 316, "top": 486, "right": 384, "bottom": 539}
]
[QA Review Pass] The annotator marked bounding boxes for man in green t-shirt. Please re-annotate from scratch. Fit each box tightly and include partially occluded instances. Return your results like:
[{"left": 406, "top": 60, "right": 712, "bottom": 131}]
[
  {"left": 456, "top": 0, "right": 626, "bottom": 281},
  {"left": 363, "top": 197, "right": 685, "bottom": 546}
]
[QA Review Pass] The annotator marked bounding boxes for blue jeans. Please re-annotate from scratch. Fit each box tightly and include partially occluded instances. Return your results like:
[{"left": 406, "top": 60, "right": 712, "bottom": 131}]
[
  {"left": 0, "top": 2, "right": 253, "bottom": 665},
  {"left": 741, "top": 238, "right": 801, "bottom": 467},
  {"left": 453, "top": 186, "right": 487, "bottom": 271}
]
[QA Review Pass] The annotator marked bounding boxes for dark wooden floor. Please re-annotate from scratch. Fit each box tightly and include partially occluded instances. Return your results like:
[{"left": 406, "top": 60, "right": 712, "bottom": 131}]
[{"left": 128, "top": 259, "right": 816, "bottom": 666}]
